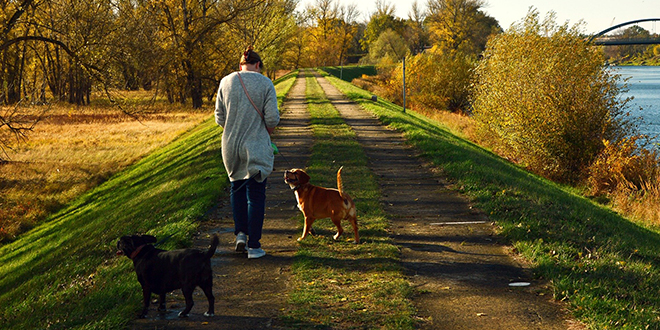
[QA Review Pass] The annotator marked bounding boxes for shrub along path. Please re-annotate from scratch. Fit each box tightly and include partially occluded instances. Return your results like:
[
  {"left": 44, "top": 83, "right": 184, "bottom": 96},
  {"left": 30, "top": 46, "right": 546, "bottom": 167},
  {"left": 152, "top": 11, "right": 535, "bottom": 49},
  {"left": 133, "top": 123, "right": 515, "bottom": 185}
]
[{"left": 130, "top": 70, "right": 582, "bottom": 329}]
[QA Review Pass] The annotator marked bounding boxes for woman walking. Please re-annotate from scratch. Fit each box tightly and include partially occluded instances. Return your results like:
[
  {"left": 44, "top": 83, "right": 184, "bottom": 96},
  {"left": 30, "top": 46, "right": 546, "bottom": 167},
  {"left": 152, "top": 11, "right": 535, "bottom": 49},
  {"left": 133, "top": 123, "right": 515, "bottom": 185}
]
[{"left": 215, "top": 47, "right": 280, "bottom": 259}]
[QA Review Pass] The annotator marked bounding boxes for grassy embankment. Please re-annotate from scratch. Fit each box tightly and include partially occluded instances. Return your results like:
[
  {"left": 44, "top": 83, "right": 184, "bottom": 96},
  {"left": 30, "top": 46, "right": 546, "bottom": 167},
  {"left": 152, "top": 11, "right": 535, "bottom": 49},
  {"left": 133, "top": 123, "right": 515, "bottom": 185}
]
[
  {"left": 8, "top": 63, "right": 660, "bottom": 329},
  {"left": 0, "top": 71, "right": 297, "bottom": 329},
  {"left": 321, "top": 67, "right": 660, "bottom": 329},
  {"left": 281, "top": 71, "right": 416, "bottom": 328},
  {"left": 0, "top": 99, "right": 210, "bottom": 243}
]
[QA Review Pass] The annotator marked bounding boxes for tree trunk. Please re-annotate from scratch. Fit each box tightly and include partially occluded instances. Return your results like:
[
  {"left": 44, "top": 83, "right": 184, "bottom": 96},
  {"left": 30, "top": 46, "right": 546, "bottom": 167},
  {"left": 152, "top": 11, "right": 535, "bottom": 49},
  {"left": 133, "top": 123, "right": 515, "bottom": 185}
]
[
  {"left": 189, "top": 72, "right": 203, "bottom": 109},
  {"left": 183, "top": 58, "right": 203, "bottom": 109}
]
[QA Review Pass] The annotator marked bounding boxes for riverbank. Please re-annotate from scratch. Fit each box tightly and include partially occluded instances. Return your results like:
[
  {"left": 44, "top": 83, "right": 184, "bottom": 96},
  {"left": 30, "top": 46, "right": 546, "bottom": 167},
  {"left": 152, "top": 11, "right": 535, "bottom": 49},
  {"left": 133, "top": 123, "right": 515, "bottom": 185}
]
[{"left": 611, "top": 57, "right": 660, "bottom": 66}]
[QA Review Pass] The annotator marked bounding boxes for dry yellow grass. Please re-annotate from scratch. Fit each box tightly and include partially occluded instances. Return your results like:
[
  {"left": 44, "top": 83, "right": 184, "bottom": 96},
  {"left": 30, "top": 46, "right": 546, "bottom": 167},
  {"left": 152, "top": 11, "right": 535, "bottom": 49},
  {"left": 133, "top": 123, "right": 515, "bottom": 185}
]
[
  {"left": 611, "top": 180, "right": 660, "bottom": 227},
  {"left": 0, "top": 99, "right": 210, "bottom": 242}
]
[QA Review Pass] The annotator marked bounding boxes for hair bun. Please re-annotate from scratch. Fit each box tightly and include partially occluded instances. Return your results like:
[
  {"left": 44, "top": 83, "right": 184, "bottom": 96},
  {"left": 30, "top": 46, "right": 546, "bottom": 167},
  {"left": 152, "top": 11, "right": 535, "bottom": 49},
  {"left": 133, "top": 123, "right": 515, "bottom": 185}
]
[
  {"left": 240, "top": 46, "right": 263, "bottom": 67},
  {"left": 243, "top": 46, "right": 253, "bottom": 59}
]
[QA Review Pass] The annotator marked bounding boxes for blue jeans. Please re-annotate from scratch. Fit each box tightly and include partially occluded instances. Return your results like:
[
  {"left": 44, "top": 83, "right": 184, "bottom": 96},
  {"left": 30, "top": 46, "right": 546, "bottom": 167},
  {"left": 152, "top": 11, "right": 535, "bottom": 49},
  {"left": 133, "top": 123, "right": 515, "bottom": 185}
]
[{"left": 230, "top": 177, "right": 267, "bottom": 249}]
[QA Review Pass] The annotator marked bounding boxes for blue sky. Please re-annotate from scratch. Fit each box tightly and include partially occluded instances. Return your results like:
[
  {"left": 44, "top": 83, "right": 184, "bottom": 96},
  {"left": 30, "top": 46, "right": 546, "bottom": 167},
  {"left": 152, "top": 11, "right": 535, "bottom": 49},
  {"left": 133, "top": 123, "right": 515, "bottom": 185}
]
[{"left": 298, "top": 0, "right": 659, "bottom": 34}]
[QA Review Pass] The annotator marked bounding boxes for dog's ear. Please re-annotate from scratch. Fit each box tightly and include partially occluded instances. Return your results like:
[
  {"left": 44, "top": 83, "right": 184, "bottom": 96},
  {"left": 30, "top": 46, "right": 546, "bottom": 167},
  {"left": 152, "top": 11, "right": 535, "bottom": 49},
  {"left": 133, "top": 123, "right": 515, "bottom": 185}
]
[
  {"left": 142, "top": 235, "right": 157, "bottom": 244},
  {"left": 297, "top": 170, "right": 310, "bottom": 184},
  {"left": 117, "top": 236, "right": 128, "bottom": 247}
]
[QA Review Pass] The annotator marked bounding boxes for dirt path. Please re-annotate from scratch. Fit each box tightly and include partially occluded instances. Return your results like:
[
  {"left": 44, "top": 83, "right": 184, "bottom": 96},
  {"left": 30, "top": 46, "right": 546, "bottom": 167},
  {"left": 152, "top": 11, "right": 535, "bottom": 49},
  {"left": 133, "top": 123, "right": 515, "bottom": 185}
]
[{"left": 129, "top": 70, "right": 583, "bottom": 329}]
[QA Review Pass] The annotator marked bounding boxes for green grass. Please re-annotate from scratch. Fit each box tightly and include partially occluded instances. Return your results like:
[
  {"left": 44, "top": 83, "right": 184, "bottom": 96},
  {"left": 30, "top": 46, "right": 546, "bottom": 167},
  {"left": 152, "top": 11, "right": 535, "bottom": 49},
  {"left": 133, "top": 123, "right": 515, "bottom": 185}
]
[
  {"left": 281, "top": 71, "right": 416, "bottom": 329},
  {"left": 0, "top": 74, "right": 298, "bottom": 330},
  {"left": 274, "top": 70, "right": 299, "bottom": 107},
  {"left": 322, "top": 65, "right": 377, "bottom": 83},
  {"left": 320, "top": 69, "right": 660, "bottom": 329}
]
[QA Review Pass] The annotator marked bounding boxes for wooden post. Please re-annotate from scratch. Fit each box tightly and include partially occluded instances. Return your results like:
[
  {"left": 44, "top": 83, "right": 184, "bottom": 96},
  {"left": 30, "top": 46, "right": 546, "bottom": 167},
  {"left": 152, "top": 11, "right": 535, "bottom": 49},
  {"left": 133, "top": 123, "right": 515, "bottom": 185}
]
[{"left": 402, "top": 56, "right": 406, "bottom": 113}]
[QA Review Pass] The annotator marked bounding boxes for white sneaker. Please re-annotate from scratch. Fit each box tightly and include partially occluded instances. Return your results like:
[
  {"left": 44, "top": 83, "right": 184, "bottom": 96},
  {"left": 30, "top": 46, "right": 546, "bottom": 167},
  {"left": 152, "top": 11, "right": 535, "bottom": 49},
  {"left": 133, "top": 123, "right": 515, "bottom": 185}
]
[
  {"left": 235, "top": 232, "right": 247, "bottom": 252},
  {"left": 248, "top": 248, "right": 266, "bottom": 259}
]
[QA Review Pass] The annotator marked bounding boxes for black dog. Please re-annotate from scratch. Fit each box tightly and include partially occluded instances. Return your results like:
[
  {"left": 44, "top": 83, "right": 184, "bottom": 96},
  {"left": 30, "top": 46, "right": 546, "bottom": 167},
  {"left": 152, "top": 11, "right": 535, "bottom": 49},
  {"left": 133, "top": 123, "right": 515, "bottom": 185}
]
[{"left": 116, "top": 234, "right": 219, "bottom": 318}]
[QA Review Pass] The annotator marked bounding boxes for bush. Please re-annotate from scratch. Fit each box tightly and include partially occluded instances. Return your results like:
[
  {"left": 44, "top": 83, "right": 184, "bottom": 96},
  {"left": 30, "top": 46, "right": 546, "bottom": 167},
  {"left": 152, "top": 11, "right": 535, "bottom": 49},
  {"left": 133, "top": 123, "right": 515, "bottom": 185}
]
[
  {"left": 472, "top": 10, "right": 637, "bottom": 183},
  {"left": 587, "top": 136, "right": 659, "bottom": 195},
  {"left": 362, "top": 29, "right": 410, "bottom": 65},
  {"left": 381, "top": 47, "right": 475, "bottom": 113}
]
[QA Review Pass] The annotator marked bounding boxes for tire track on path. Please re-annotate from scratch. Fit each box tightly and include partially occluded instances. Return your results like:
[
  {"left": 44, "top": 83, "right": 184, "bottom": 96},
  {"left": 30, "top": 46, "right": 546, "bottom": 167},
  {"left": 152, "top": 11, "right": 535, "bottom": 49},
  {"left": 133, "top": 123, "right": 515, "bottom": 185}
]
[{"left": 313, "top": 72, "right": 583, "bottom": 330}]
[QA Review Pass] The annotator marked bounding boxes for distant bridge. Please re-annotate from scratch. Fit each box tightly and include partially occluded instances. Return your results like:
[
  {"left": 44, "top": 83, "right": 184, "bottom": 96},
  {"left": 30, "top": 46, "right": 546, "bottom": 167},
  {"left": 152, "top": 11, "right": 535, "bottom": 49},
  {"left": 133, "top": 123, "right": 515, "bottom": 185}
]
[{"left": 588, "top": 18, "right": 660, "bottom": 45}]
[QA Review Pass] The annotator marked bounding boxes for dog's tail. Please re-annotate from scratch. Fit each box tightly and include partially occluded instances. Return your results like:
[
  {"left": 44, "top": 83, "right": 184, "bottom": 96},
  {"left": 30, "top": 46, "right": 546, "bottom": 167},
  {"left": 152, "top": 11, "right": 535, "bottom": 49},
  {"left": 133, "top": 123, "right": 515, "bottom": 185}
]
[
  {"left": 205, "top": 234, "right": 220, "bottom": 259},
  {"left": 337, "top": 166, "right": 346, "bottom": 198}
]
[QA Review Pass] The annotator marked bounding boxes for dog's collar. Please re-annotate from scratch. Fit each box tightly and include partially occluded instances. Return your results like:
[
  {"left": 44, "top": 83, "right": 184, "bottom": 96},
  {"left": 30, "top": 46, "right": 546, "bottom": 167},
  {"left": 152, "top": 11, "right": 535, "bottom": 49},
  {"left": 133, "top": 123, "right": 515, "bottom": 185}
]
[{"left": 129, "top": 244, "right": 146, "bottom": 260}]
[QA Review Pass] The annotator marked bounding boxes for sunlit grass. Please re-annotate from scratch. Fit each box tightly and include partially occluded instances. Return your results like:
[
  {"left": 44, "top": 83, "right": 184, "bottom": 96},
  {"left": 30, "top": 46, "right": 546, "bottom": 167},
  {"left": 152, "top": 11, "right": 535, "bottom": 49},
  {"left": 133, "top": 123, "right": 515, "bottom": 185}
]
[
  {"left": 0, "top": 118, "right": 225, "bottom": 329},
  {"left": 611, "top": 180, "right": 660, "bottom": 227}
]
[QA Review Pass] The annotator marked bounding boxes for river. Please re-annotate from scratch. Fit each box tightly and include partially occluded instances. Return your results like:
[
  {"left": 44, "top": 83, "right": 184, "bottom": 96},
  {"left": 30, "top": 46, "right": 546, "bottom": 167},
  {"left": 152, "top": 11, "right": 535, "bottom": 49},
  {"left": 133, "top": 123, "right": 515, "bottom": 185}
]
[{"left": 615, "top": 66, "right": 660, "bottom": 143}]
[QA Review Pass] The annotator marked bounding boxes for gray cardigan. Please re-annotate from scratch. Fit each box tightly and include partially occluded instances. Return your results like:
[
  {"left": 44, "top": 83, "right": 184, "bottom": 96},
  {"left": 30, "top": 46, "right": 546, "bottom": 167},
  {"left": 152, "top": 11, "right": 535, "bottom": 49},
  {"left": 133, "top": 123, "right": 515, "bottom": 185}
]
[{"left": 215, "top": 71, "right": 280, "bottom": 182}]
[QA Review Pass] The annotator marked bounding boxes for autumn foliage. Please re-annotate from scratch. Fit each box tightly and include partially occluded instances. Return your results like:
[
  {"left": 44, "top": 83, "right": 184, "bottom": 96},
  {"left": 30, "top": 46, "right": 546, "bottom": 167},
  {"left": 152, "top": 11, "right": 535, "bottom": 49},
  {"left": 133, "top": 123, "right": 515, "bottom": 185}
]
[
  {"left": 382, "top": 48, "right": 475, "bottom": 113},
  {"left": 471, "top": 11, "right": 637, "bottom": 184}
]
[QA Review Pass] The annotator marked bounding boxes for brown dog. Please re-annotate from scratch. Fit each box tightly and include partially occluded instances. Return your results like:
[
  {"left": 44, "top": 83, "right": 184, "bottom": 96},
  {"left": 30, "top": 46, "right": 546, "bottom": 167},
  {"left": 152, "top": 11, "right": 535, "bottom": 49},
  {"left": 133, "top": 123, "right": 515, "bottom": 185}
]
[
  {"left": 284, "top": 166, "right": 359, "bottom": 244},
  {"left": 116, "top": 234, "right": 219, "bottom": 318}
]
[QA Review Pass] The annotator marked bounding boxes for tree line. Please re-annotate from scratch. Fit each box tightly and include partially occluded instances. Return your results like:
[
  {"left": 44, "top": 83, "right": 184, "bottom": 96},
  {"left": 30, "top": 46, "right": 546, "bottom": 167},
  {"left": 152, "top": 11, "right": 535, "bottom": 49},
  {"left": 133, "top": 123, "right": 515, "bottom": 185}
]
[
  {"left": 603, "top": 25, "right": 660, "bottom": 65},
  {"left": 0, "top": 0, "right": 299, "bottom": 108},
  {"left": 0, "top": 0, "right": 502, "bottom": 108}
]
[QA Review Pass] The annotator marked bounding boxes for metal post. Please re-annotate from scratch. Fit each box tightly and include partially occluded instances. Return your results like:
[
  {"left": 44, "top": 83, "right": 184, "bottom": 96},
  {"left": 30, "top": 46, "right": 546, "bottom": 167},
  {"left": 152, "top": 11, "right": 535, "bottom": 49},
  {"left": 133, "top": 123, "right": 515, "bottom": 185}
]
[{"left": 402, "top": 56, "right": 406, "bottom": 113}]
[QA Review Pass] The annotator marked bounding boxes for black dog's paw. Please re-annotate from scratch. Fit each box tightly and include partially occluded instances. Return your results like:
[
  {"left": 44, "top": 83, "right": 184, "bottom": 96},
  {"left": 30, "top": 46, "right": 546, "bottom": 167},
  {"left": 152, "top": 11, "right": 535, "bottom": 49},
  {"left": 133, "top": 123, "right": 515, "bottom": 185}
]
[
  {"left": 204, "top": 312, "right": 214, "bottom": 317},
  {"left": 178, "top": 312, "right": 189, "bottom": 318}
]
